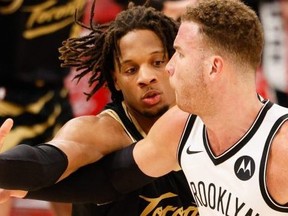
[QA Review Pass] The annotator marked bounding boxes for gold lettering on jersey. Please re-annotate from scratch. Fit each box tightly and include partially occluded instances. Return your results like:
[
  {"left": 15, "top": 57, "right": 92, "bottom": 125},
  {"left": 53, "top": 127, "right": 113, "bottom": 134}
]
[
  {"left": 139, "top": 192, "right": 198, "bottom": 216},
  {"left": 0, "top": 0, "right": 23, "bottom": 14},
  {"left": 22, "top": 0, "right": 85, "bottom": 39}
]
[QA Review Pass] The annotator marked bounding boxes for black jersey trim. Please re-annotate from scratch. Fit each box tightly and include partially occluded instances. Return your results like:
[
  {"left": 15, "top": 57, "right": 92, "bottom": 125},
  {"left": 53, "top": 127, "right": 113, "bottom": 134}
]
[
  {"left": 203, "top": 100, "right": 273, "bottom": 165},
  {"left": 178, "top": 114, "right": 197, "bottom": 167},
  {"left": 104, "top": 102, "right": 144, "bottom": 141},
  {"left": 259, "top": 114, "right": 288, "bottom": 212}
]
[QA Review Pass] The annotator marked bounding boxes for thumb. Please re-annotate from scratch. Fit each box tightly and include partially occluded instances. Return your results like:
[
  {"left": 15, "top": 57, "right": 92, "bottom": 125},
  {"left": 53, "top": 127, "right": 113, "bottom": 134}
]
[
  {"left": 0, "top": 118, "right": 13, "bottom": 148},
  {"left": 0, "top": 189, "right": 11, "bottom": 203}
]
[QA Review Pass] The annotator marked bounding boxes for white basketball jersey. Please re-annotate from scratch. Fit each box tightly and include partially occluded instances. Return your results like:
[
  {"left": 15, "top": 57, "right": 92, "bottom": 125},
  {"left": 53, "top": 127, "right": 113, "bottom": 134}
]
[{"left": 178, "top": 100, "right": 288, "bottom": 215}]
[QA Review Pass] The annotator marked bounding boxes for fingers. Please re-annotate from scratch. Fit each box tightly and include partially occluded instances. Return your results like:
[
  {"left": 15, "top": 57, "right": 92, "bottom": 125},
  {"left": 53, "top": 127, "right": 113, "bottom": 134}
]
[{"left": 0, "top": 118, "right": 13, "bottom": 146}]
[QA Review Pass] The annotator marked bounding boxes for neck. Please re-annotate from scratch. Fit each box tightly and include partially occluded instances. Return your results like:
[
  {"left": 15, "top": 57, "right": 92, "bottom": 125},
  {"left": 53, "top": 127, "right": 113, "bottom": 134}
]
[
  {"left": 122, "top": 102, "right": 159, "bottom": 136},
  {"left": 203, "top": 94, "right": 264, "bottom": 156}
]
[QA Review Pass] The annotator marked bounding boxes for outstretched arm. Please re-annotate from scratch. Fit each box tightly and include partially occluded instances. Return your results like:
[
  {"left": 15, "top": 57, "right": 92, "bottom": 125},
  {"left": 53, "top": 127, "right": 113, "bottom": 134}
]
[
  {"left": 0, "top": 107, "right": 188, "bottom": 204},
  {"left": 0, "top": 114, "right": 132, "bottom": 191},
  {"left": 1, "top": 143, "right": 156, "bottom": 204},
  {"left": 24, "top": 106, "right": 188, "bottom": 204},
  {"left": 0, "top": 118, "right": 155, "bottom": 204},
  {"left": 25, "top": 143, "right": 156, "bottom": 204}
]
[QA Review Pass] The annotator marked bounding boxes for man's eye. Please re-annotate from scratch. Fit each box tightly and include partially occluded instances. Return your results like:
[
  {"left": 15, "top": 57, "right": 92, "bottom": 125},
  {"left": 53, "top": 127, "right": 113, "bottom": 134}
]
[
  {"left": 178, "top": 53, "right": 184, "bottom": 58},
  {"left": 124, "top": 67, "right": 136, "bottom": 74},
  {"left": 154, "top": 60, "right": 166, "bottom": 67}
]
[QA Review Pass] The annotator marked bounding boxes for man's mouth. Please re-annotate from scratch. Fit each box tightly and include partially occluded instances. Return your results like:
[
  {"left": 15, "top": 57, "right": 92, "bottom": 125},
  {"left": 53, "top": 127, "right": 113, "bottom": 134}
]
[{"left": 142, "top": 91, "right": 161, "bottom": 106}]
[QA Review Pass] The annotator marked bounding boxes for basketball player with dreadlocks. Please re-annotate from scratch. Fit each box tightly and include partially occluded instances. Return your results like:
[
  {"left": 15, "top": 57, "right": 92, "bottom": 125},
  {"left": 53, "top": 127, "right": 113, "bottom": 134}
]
[{"left": 0, "top": 2, "right": 198, "bottom": 215}]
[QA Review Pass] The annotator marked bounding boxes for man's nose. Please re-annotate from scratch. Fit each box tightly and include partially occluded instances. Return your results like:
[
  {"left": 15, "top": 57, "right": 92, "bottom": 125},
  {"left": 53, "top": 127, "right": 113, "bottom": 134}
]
[
  {"left": 138, "top": 66, "right": 157, "bottom": 86},
  {"left": 166, "top": 59, "right": 175, "bottom": 76}
]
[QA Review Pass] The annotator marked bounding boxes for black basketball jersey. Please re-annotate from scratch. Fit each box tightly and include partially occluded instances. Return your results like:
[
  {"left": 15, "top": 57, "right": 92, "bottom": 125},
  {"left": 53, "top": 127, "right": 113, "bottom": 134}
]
[{"left": 72, "top": 102, "right": 199, "bottom": 216}]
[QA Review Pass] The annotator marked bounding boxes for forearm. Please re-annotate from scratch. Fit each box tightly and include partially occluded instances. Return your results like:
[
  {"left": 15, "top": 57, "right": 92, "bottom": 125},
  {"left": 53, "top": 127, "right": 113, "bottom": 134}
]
[
  {"left": 25, "top": 159, "right": 119, "bottom": 204},
  {"left": 0, "top": 144, "right": 68, "bottom": 190},
  {"left": 25, "top": 143, "right": 156, "bottom": 204}
]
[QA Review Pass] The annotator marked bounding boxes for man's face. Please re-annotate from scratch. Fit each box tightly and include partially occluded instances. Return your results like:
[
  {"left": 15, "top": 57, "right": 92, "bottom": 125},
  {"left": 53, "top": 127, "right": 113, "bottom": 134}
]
[
  {"left": 113, "top": 29, "right": 176, "bottom": 118},
  {"left": 166, "top": 21, "right": 210, "bottom": 114}
]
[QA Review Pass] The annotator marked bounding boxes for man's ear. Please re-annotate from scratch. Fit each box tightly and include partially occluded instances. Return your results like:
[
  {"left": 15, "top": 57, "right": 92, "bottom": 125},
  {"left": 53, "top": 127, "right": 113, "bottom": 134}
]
[{"left": 209, "top": 56, "right": 223, "bottom": 77}]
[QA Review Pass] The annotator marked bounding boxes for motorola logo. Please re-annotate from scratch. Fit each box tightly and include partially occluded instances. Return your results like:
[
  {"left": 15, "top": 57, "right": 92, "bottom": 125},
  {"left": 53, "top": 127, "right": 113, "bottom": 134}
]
[{"left": 234, "top": 156, "right": 255, "bottom": 181}]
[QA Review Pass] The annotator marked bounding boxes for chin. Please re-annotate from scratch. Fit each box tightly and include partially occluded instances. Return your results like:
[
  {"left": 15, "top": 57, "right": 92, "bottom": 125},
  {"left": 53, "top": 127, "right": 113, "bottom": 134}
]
[
  {"left": 144, "top": 104, "right": 170, "bottom": 118},
  {"left": 176, "top": 101, "right": 191, "bottom": 113}
]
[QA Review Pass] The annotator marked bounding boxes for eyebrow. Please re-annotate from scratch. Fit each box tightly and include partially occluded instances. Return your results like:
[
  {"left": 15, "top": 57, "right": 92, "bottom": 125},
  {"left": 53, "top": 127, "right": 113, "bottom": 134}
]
[{"left": 119, "top": 50, "right": 166, "bottom": 64}]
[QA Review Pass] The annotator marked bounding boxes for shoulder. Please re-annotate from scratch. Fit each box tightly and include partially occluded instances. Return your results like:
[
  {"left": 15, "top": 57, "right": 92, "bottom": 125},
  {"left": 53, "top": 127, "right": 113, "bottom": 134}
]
[
  {"left": 150, "top": 106, "right": 190, "bottom": 136},
  {"left": 55, "top": 114, "right": 122, "bottom": 138},
  {"left": 61, "top": 111, "right": 127, "bottom": 131},
  {"left": 146, "top": 106, "right": 190, "bottom": 155},
  {"left": 48, "top": 113, "right": 134, "bottom": 177},
  {"left": 51, "top": 113, "right": 132, "bottom": 156},
  {"left": 134, "top": 107, "right": 190, "bottom": 176},
  {"left": 271, "top": 120, "right": 288, "bottom": 159},
  {"left": 268, "top": 120, "right": 288, "bottom": 203}
]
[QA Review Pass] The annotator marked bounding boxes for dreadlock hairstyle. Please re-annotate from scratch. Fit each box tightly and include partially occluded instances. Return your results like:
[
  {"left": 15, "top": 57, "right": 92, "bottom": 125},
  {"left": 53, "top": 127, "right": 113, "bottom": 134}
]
[{"left": 59, "top": 1, "right": 179, "bottom": 102}]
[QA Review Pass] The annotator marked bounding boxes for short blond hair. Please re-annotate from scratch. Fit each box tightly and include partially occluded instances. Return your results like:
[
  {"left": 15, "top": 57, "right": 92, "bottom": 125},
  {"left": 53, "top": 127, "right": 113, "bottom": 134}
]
[{"left": 182, "top": 0, "right": 264, "bottom": 69}]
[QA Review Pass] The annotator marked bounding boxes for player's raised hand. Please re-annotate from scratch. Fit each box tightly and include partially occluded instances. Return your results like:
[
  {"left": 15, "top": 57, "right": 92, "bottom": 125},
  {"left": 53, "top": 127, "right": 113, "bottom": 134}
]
[{"left": 0, "top": 118, "right": 13, "bottom": 151}]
